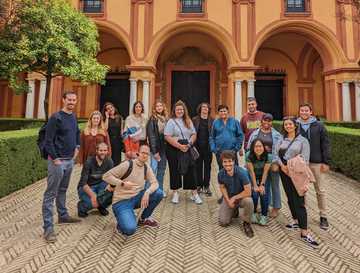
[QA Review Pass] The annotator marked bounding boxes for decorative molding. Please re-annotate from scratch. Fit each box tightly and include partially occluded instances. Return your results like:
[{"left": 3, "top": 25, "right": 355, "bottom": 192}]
[
  {"left": 323, "top": 67, "right": 360, "bottom": 76},
  {"left": 130, "top": 0, "right": 154, "bottom": 60},
  {"left": 167, "top": 47, "right": 216, "bottom": 66},
  {"left": 336, "top": 0, "right": 348, "bottom": 57}
]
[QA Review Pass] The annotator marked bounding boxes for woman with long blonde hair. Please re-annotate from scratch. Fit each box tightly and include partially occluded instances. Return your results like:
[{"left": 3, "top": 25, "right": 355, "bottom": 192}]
[
  {"left": 164, "top": 100, "right": 201, "bottom": 204},
  {"left": 146, "top": 100, "right": 168, "bottom": 196},
  {"left": 78, "top": 111, "right": 111, "bottom": 164}
]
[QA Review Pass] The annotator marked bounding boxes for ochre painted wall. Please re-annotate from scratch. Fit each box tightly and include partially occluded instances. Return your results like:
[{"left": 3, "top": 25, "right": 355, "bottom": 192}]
[
  {"left": 153, "top": 0, "right": 177, "bottom": 34},
  {"left": 207, "top": 0, "right": 232, "bottom": 34},
  {"left": 312, "top": 0, "right": 337, "bottom": 34},
  {"left": 4, "top": 0, "right": 360, "bottom": 121},
  {"left": 255, "top": 0, "right": 281, "bottom": 34}
]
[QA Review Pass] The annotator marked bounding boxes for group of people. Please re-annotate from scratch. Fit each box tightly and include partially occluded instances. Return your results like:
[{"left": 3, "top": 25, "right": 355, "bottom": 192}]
[{"left": 41, "top": 91, "right": 331, "bottom": 249}]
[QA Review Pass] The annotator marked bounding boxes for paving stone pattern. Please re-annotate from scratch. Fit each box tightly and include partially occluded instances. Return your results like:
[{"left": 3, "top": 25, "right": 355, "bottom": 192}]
[{"left": 0, "top": 165, "right": 360, "bottom": 273}]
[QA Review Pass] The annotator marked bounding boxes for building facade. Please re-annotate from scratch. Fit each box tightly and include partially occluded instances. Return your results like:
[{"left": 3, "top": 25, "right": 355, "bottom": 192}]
[{"left": 1, "top": 0, "right": 360, "bottom": 121}]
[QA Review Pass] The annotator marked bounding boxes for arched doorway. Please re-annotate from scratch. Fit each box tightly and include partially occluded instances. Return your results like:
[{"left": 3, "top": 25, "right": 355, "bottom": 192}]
[
  {"left": 154, "top": 31, "right": 229, "bottom": 117},
  {"left": 254, "top": 32, "right": 327, "bottom": 119},
  {"left": 97, "top": 30, "right": 131, "bottom": 118}
]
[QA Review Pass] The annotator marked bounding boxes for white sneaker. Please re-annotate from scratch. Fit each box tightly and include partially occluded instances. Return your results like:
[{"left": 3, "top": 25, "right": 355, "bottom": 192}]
[
  {"left": 191, "top": 193, "right": 203, "bottom": 204},
  {"left": 171, "top": 191, "right": 179, "bottom": 204}
]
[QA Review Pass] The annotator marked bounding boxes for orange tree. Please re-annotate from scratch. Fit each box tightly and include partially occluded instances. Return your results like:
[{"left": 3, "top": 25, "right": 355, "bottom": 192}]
[{"left": 0, "top": 0, "right": 108, "bottom": 120}]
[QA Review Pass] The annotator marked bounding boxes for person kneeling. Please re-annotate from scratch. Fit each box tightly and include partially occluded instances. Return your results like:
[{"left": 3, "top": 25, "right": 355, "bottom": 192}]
[
  {"left": 218, "top": 151, "right": 255, "bottom": 238},
  {"left": 77, "top": 142, "right": 114, "bottom": 217},
  {"left": 103, "top": 144, "right": 163, "bottom": 236}
]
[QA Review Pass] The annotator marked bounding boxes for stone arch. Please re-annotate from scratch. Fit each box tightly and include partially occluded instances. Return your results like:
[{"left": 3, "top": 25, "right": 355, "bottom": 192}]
[
  {"left": 146, "top": 21, "right": 240, "bottom": 67},
  {"left": 250, "top": 20, "right": 348, "bottom": 71},
  {"left": 93, "top": 19, "right": 135, "bottom": 63}
]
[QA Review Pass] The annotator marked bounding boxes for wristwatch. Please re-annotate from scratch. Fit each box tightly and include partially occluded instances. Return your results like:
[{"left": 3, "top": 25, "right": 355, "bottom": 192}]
[{"left": 145, "top": 188, "right": 152, "bottom": 195}]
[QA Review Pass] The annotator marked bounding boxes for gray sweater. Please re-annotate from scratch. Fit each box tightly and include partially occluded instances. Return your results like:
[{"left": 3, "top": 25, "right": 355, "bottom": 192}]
[{"left": 274, "top": 135, "right": 310, "bottom": 165}]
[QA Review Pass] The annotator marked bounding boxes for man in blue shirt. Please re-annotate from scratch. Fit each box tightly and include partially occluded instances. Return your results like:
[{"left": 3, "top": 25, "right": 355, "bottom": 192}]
[
  {"left": 209, "top": 105, "right": 243, "bottom": 168},
  {"left": 42, "top": 90, "right": 81, "bottom": 243},
  {"left": 218, "top": 150, "right": 254, "bottom": 238}
]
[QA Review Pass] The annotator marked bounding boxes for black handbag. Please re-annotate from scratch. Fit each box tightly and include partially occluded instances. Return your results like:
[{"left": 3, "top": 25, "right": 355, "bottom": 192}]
[{"left": 173, "top": 120, "right": 200, "bottom": 161}]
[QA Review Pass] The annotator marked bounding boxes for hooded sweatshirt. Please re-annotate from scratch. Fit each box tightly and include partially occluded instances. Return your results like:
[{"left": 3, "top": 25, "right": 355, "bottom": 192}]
[{"left": 297, "top": 117, "right": 331, "bottom": 164}]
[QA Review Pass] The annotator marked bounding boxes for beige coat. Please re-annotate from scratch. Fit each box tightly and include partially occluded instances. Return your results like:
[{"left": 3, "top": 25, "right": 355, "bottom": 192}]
[{"left": 287, "top": 155, "right": 315, "bottom": 196}]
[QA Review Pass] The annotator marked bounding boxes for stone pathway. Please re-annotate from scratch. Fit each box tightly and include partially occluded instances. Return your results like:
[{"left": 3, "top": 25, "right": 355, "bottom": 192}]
[{"left": 0, "top": 165, "right": 360, "bottom": 273}]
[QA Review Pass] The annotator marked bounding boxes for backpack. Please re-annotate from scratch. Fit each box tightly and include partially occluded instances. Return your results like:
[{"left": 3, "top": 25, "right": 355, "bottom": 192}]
[
  {"left": 96, "top": 160, "right": 148, "bottom": 208},
  {"left": 37, "top": 112, "right": 61, "bottom": 159}
]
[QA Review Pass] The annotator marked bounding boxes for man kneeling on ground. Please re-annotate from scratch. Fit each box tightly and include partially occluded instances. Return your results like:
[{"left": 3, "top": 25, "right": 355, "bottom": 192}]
[
  {"left": 103, "top": 144, "right": 163, "bottom": 236},
  {"left": 77, "top": 142, "right": 114, "bottom": 217},
  {"left": 218, "top": 150, "right": 255, "bottom": 238}
]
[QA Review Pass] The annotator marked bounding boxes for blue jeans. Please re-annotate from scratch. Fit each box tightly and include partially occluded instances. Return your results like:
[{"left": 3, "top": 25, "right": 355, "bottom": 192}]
[
  {"left": 42, "top": 159, "right": 74, "bottom": 233},
  {"left": 150, "top": 152, "right": 167, "bottom": 191},
  {"left": 269, "top": 170, "right": 281, "bottom": 209},
  {"left": 77, "top": 181, "right": 107, "bottom": 213},
  {"left": 252, "top": 177, "right": 271, "bottom": 216},
  {"left": 112, "top": 188, "right": 163, "bottom": 236}
]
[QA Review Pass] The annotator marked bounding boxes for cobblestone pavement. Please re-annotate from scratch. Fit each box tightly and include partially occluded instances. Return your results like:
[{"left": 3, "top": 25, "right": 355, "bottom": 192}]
[{"left": 0, "top": 164, "right": 360, "bottom": 273}]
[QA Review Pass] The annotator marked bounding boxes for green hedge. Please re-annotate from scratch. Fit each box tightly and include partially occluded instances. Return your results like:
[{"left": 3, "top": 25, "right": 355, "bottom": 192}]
[
  {"left": 0, "top": 118, "right": 88, "bottom": 131},
  {"left": 272, "top": 121, "right": 360, "bottom": 181},
  {"left": 0, "top": 123, "right": 86, "bottom": 198},
  {"left": 0, "top": 118, "right": 45, "bottom": 131},
  {"left": 324, "top": 122, "right": 360, "bottom": 129},
  {"left": 327, "top": 127, "right": 360, "bottom": 181},
  {"left": 0, "top": 128, "right": 47, "bottom": 198}
]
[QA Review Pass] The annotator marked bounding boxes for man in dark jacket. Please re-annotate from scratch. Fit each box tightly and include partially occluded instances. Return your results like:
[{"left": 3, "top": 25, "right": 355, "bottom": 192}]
[
  {"left": 297, "top": 103, "right": 331, "bottom": 230},
  {"left": 77, "top": 142, "right": 114, "bottom": 218},
  {"left": 42, "top": 91, "right": 81, "bottom": 243}
]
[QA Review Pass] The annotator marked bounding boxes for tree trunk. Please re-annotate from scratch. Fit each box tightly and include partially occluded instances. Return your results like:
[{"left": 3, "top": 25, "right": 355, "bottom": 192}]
[{"left": 44, "top": 74, "right": 52, "bottom": 121}]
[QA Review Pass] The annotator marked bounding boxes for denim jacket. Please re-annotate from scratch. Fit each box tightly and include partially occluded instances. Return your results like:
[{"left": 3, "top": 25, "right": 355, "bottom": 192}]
[
  {"left": 247, "top": 128, "right": 283, "bottom": 162},
  {"left": 209, "top": 117, "right": 243, "bottom": 153}
]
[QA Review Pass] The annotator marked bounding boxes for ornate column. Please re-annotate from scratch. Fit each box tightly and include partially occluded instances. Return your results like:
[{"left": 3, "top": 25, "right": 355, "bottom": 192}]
[
  {"left": 38, "top": 80, "right": 46, "bottom": 119},
  {"left": 129, "top": 78, "right": 137, "bottom": 113},
  {"left": 247, "top": 79, "right": 256, "bottom": 98},
  {"left": 234, "top": 80, "right": 243, "bottom": 120},
  {"left": 142, "top": 79, "right": 150, "bottom": 118},
  {"left": 25, "top": 80, "right": 35, "bottom": 118},
  {"left": 341, "top": 81, "right": 351, "bottom": 121},
  {"left": 355, "top": 82, "right": 360, "bottom": 121}
]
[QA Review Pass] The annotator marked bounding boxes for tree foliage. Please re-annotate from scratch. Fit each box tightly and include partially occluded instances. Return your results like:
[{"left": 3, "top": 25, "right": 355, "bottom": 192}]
[{"left": 0, "top": 0, "right": 108, "bottom": 120}]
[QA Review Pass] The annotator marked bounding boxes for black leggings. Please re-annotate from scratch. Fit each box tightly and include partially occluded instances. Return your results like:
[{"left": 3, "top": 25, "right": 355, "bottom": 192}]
[
  {"left": 280, "top": 170, "right": 307, "bottom": 230},
  {"left": 195, "top": 145, "right": 212, "bottom": 188},
  {"left": 166, "top": 144, "right": 197, "bottom": 190}
]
